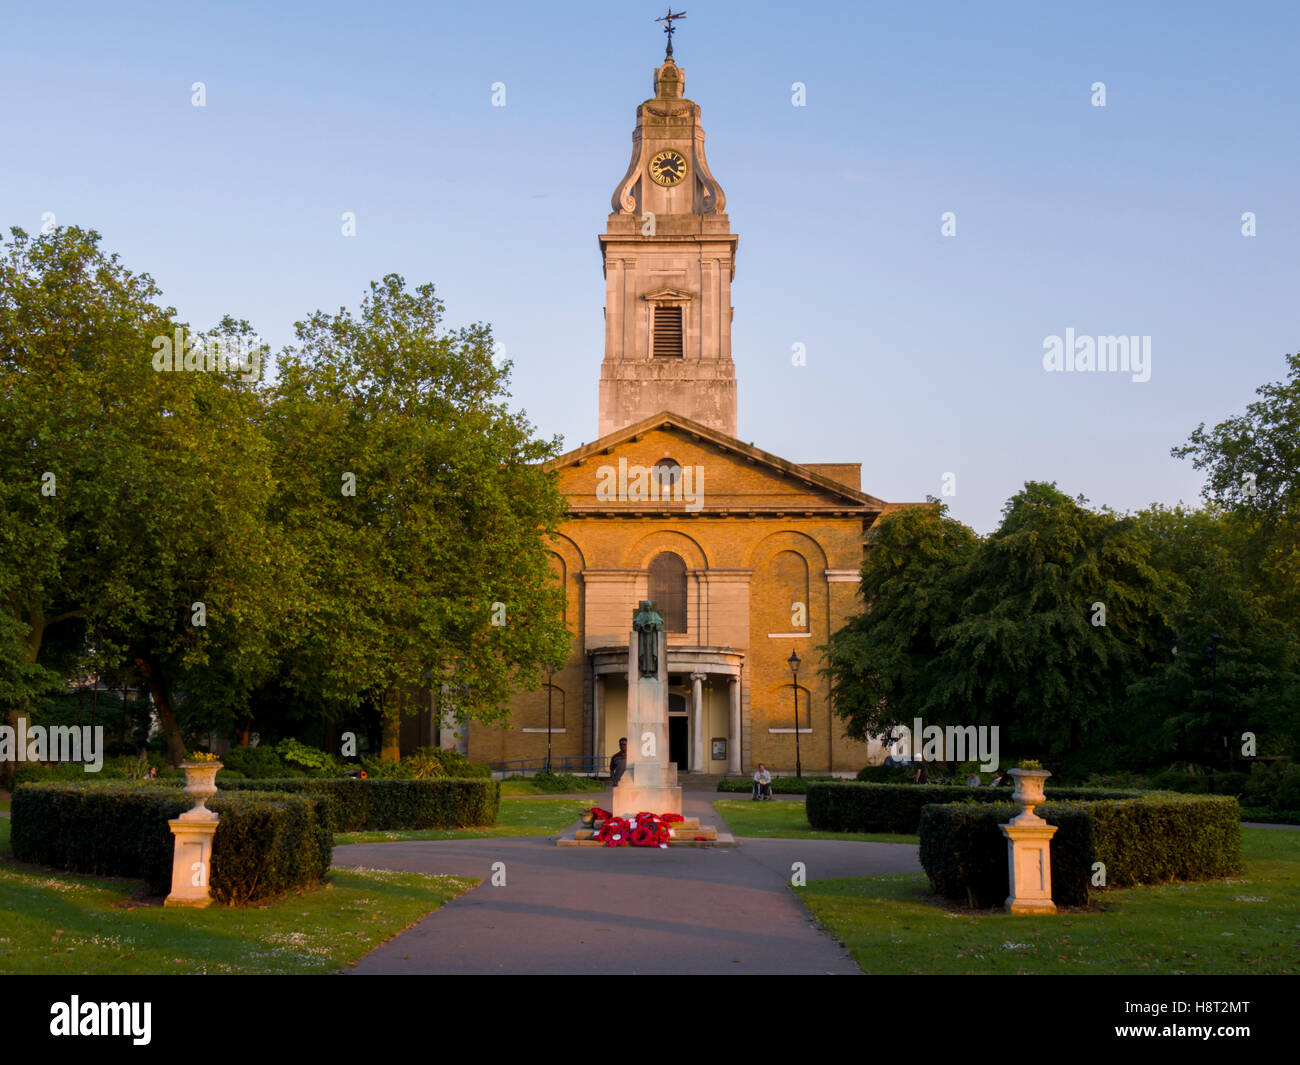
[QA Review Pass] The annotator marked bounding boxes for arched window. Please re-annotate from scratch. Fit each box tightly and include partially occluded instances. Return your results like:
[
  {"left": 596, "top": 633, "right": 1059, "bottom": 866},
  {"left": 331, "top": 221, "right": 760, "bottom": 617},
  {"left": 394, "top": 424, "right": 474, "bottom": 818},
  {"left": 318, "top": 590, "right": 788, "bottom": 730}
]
[
  {"left": 648, "top": 552, "right": 687, "bottom": 633},
  {"left": 772, "top": 550, "right": 810, "bottom": 632},
  {"left": 548, "top": 552, "right": 567, "bottom": 626}
]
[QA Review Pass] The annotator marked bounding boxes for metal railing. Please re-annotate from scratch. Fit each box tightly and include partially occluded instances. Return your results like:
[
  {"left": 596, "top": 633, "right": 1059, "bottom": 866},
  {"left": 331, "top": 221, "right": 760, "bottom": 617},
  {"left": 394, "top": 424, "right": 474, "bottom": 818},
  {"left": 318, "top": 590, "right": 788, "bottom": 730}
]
[{"left": 489, "top": 755, "right": 607, "bottom": 778}]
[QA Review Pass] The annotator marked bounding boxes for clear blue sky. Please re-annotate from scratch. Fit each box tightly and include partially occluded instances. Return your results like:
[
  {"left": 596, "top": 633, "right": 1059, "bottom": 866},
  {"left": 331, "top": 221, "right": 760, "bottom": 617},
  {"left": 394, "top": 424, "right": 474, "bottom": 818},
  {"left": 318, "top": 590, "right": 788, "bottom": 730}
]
[{"left": 3, "top": 0, "right": 1296, "bottom": 532}]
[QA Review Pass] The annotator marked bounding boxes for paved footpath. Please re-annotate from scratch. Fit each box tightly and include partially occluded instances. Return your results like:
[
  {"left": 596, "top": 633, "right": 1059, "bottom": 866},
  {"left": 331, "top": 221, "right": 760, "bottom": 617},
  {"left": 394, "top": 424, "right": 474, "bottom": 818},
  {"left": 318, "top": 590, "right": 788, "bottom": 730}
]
[{"left": 333, "top": 791, "right": 921, "bottom": 974}]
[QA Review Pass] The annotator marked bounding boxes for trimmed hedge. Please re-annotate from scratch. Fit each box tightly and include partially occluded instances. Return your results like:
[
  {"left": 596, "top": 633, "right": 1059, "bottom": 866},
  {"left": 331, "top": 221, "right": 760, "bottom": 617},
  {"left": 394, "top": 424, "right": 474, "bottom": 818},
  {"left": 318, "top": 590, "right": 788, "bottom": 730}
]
[
  {"left": 805, "top": 781, "right": 1142, "bottom": 834},
  {"left": 1240, "top": 807, "right": 1300, "bottom": 825},
  {"left": 216, "top": 776, "right": 500, "bottom": 832},
  {"left": 920, "top": 801, "right": 1094, "bottom": 908},
  {"left": 717, "top": 776, "right": 837, "bottom": 795},
  {"left": 10, "top": 782, "right": 331, "bottom": 904},
  {"left": 1150, "top": 768, "right": 1249, "bottom": 798},
  {"left": 1088, "top": 795, "right": 1242, "bottom": 887},
  {"left": 918, "top": 794, "right": 1242, "bottom": 909}
]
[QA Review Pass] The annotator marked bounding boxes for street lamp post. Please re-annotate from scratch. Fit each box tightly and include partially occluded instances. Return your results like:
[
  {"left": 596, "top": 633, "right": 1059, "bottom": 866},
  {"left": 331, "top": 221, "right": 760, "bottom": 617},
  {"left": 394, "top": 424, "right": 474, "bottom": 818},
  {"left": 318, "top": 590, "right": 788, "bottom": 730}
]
[
  {"left": 545, "top": 665, "right": 555, "bottom": 773},
  {"left": 788, "top": 650, "right": 802, "bottom": 779}
]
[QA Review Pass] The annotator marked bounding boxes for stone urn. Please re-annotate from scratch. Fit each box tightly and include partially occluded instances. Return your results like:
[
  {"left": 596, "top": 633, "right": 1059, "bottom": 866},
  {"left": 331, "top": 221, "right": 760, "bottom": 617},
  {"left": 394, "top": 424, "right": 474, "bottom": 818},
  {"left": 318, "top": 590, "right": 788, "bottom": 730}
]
[
  {"left": 1008, "top": 767, "right": 1051, "bottom": 824},
  {"left": 179, "top": 762, "right": 222, "bottom": 821}
]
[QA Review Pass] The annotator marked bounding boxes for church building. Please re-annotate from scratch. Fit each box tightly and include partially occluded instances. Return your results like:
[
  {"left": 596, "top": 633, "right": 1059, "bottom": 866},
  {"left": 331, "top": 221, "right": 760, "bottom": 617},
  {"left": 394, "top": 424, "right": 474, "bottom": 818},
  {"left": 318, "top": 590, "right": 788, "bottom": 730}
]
[{"left": 444, "top": 45, "right": 923, "bottom": 776}]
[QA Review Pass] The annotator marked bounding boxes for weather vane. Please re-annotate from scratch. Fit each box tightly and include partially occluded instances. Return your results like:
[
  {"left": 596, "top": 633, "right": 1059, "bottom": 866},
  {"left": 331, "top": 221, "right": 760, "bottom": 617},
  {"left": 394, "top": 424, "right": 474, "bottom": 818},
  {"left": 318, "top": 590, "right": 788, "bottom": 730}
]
[{"left": 656, "top": 9, "right": 686, "bottom": 59}]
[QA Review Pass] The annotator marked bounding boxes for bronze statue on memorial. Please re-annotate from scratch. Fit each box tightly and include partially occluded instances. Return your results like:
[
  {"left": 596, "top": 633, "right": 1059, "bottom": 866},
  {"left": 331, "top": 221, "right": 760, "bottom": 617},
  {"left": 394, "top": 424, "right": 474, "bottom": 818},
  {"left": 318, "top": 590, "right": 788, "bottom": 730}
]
[{"left": 632, "top": 600, "right": 664, "bottom": 677}]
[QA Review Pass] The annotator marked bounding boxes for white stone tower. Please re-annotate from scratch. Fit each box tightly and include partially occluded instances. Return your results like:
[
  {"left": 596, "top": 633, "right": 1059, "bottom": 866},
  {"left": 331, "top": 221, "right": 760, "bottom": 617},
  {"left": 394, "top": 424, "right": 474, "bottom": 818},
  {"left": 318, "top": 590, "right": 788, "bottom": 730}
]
[{"left": 597, "top": 52, "right": 739, "bottom": 438}]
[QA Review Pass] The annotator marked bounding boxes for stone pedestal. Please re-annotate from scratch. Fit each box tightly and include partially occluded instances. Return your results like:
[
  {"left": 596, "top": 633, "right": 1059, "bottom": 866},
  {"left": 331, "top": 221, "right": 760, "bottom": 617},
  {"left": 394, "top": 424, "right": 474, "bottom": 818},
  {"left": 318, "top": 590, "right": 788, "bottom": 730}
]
[
  {"left": 164, "top": 818, "right": 218, "bottom": 908},
  {"left": 613, "top": 628, "right": 683, "bottom": 817},
  {"left": 165, "top": 762, "right": 221, "bottom": 908},
  {"left": 1000, "top": 823, "right": 1058, "bottom": 914},
  {"left": 1000, "top": 768, "right": 1058, "bottom": 914}
]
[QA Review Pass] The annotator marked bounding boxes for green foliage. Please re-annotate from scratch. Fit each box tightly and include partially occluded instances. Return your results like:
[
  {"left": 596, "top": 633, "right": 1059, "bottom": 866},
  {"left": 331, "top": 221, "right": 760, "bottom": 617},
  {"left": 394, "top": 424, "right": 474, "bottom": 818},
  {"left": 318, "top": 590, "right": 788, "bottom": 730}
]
[
  {"left": 9, "top": 782, "right": 330, "bottom": 904},
  {"left": 825, "top": 475, "right": 1300, "bottom": 771},
  {"left": 267, "top": 274, "right": 571, "bottom": 747},
  {"left": 274, "top": 737, "right": 340, "bottom": 774},
  {"left": 1243, "top": 762, "right": 1300, "bottom": 809},
  {"left": 1149, "top": 766, "right": 1249, "bottom": 797},
  {"left": 822, "top": 502, "right": 978, "bottom": 742},
  {"left": 12, "top": 762, "right": 126, "bottom": 784},
  {"left": 919, "top": 795, "right": 1243, "bottom": 909},
  {"left": 525, "top": 769, "right": 602, "bottom": 792},
  {"left": 359, "top": 754, "right": 415, "bottom": 778},
  {"left": 405, "top": 746, "right": 491, "bottom": 779},
  {"left": 0, "top": 226, "right": 286, "bottom": 769},
  {"left": 805, "top": 781, "right": 1142, "bottom": 834},
  {"left": 931, "top": 483, "right": 1166, "bottom": 760},
  {"left": 1123, "top": 505, "right": 1300, "bottom": 767},
  {"left": 919, "top": 801, "right": 1094, "bottom": 908},
  {"left": 220, "top": 745, "right": 295, "bottom": 779},
  {"left": 1173, "top": 350, "right": 1300, "bottom": 560},
  {"left": 1088, "top": 795, "right": 1243, "bottom": 888},
  {"left": 217, "top": 776, "right": 500, "bottom": 832},
  {"left": 854, "top": 763, "right": 913, "bottom": 784}
]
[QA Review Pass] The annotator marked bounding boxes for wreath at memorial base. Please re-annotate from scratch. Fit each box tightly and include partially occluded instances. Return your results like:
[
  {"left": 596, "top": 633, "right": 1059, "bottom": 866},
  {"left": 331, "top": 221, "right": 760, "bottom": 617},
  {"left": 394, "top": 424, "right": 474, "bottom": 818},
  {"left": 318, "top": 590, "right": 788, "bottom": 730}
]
[{"left": 589, "top": 809, "right": 679, "bottom": 848}]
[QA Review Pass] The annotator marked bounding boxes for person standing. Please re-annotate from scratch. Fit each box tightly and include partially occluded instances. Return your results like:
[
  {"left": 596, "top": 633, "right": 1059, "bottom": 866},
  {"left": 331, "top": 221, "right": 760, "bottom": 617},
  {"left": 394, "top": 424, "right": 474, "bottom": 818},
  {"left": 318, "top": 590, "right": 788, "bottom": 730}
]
[{"left": 610, "top": 737, "right": 628, "bottom": 786}]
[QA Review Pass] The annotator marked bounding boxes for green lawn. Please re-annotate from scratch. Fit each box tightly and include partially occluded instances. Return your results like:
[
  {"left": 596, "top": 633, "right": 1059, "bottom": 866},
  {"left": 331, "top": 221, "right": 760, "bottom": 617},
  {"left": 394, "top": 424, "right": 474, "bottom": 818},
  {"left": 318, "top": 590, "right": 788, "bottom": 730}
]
[
  {"left": 0, "top": 861, "right": 474, "bottom": 974},
  {"left": 0, "top": 795, "right": 586, "bottom": 973},
  {"left": 335, "top": 797, "right": 589, "bottom": 844},
  {"left": 798, "top": 827, "right": 1300, "bottom": 975},
  {"left": 499, "top": 776, "right": 606, "bottom": 796},
  {"left": 715, "top": 800, "right": 919, "bottom": 844}
]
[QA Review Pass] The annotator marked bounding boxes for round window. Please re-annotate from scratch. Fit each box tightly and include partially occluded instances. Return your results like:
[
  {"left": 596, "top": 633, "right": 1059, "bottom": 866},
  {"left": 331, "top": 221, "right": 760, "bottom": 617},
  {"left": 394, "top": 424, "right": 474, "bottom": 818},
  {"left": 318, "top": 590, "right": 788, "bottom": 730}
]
[{"left": 654, "top": 458, "right": 683, "bottom": 488}]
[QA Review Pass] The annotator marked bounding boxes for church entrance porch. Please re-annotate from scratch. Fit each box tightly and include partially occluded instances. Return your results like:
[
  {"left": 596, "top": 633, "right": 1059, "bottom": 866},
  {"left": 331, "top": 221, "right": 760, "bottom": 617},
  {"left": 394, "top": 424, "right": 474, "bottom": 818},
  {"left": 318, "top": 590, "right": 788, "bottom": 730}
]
[{"left": 591, "top": 647, "right": 743, "bottom": 776}]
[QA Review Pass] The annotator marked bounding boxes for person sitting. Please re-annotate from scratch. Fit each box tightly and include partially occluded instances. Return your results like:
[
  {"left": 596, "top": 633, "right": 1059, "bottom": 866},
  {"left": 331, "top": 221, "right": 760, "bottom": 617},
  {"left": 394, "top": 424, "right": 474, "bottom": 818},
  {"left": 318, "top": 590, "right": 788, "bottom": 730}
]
[
  {"left": 752, "top": 763, "right": 773, "bottom": 800},
  {"left": 990, "top": 770, "right": 1005, "bottom": 787},
  {"left": 967, "top": 771, "right": 981, "bottom": 787}
]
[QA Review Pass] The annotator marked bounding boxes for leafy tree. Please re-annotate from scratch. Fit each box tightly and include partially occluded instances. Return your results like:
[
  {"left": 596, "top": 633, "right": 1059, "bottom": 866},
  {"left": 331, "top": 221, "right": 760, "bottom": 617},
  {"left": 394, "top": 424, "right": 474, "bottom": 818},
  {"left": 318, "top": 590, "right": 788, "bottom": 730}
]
[
  {"left": 929, "top": 483, "right": 1166, "bottom": 762},
  {"left": 1125, "top": 507, "right": 1300, "bottom": 767},
  {"left": 268, "top": 275, "right": 569, "bottom": 759},
  {"left": 823, "top": 502, "right": 977, "bottom": 743},
  {"left": 0, "top": 227, "right": 281, "bottom": 769},
  {"left": 1173, "top": 351, "right": 1300, "bottom": 558}
]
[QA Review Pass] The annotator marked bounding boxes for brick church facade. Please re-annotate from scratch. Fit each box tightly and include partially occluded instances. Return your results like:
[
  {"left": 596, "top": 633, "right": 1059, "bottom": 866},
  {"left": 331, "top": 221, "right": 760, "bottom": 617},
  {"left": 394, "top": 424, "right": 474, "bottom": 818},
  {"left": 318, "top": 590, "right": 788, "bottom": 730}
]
[{"left": 427, "top": 51, "right": 923, "bottom": 775}]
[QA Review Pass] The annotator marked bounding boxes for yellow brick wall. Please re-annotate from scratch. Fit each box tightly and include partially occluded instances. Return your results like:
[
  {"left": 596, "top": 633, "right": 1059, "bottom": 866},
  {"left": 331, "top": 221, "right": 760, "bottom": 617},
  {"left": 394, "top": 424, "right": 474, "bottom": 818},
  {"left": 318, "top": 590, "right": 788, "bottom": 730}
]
[{"left": 467, "top": 427, "right": 886, "bottom": 774}]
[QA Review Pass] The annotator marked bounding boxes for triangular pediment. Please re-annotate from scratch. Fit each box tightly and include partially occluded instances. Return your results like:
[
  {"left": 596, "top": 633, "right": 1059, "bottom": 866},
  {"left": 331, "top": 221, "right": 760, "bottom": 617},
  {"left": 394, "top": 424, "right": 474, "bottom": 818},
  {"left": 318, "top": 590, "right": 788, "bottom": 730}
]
[
  {"left": 546, "top": 411, "right": 889, "bottom": 515},
  {"left": 641, "top": 287, "right": 693, "bottom": 303}
]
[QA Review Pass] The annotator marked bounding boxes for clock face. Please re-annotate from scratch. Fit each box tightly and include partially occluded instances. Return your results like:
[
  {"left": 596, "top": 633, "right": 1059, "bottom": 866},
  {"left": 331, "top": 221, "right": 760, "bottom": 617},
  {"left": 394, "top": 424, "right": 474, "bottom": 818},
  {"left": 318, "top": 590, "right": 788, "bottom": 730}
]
[{"left": 649, "top": 149, "right": 688, "bottom": 187}]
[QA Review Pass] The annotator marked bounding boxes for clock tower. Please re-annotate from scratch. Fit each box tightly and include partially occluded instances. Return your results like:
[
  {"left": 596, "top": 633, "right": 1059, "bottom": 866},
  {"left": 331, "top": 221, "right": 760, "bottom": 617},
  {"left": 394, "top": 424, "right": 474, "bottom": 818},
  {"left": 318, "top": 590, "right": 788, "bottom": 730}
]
[{"left": 597, "top": 53, "right": 739, "bottom": 438}]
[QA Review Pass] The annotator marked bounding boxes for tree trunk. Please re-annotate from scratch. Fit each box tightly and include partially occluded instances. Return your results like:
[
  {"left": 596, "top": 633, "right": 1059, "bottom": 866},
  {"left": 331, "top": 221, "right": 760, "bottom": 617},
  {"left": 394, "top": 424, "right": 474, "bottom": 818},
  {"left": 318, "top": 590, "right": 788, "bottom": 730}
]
[
  {"left": 381, "top": 693, "right": 402, "bottom": 762},
  {"left": 2, "top": 606, "right": 48, "bottom": 787},
  {"left": 132, "top": 650, "right": 186, "bottom": 766}
]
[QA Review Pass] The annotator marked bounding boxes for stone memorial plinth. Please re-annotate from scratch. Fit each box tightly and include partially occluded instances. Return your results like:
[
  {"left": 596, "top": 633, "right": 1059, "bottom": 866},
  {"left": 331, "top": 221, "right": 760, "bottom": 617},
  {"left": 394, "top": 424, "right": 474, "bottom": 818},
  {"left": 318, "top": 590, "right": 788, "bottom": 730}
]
[
  {"left": 613, "top": 620, "right": 682, "bottom": 818},
  {"left": 557, "top": 601, "right": 733, "bottom": 846}
]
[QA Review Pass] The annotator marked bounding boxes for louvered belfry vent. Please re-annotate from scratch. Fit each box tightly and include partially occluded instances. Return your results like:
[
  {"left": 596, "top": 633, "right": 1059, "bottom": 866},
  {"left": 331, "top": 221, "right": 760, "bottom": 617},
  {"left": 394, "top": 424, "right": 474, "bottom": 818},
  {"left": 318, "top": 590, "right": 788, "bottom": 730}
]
[{"left": 653, "top": 305, "right": 683, "bottom": 358}]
